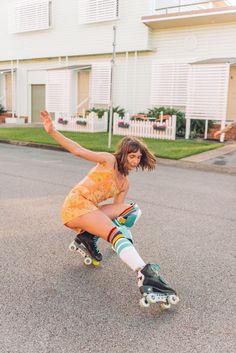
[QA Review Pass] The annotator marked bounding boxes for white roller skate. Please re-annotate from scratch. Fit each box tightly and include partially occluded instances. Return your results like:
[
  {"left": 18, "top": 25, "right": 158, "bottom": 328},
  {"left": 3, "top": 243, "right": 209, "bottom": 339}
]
[
  {"left": 69, "top": 232, "right": 102, "bottom": 267},
  {"left": 137, "top": 264, "right": 180, "bottom": 309}
]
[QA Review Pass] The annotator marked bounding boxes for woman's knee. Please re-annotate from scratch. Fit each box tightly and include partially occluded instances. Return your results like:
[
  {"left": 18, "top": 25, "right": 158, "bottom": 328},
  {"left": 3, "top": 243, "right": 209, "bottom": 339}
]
[
  {"left": 99, "top": 203, "right": 131, "bottom": 219},
  {"left": 114, "top": 203, "right": 142, "bottom": 228}
]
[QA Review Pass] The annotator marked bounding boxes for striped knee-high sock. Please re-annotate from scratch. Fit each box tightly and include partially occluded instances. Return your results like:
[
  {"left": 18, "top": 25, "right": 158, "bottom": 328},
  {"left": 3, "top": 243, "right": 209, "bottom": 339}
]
[
  {"left": 108, "top": 227, "right": 145, "bottom": 272},
  {"left": 116, "top": 204, "right": 135, "bottom": 225}
]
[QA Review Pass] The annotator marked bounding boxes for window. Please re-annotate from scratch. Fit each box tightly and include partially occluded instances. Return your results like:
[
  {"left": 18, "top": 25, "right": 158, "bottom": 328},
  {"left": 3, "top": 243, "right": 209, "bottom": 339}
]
[
  {"left": 79, "top": 0, "right": 119, "bottom": 24},
  {"left": 8, "top": 0, "right": 52, "bottom": 34}
]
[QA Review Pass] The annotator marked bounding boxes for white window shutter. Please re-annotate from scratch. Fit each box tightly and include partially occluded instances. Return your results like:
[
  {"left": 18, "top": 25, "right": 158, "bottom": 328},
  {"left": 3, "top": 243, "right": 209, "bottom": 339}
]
[
  {"left": 90, "top": 62, "right": 111, "bottom": 105},
  {"left": 79, "top": 0, "right": 119, "bottom": 24},
  {"left": 46, "top": 70, "right": 71, "bottom": 113},
  {"left": 151, "top": 62, "right": 188, "bottom": 107},
  {"left": 8, "top": 0, "right": 51, "bottom": 34},
  {"left": 186, "top": 63, "right": 230, "bottom": 121}
]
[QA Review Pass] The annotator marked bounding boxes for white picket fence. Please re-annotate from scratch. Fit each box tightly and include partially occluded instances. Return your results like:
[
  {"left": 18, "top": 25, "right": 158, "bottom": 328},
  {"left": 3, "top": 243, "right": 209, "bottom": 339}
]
[
  {"left": 53, "top": 111, "right": 177, "bottom": 139},
  {"left": 54, "top": 112, "right": 108, "bottom": 132},
  {"left": 113, "top": 113, "right": 177, "bottom": 140}
]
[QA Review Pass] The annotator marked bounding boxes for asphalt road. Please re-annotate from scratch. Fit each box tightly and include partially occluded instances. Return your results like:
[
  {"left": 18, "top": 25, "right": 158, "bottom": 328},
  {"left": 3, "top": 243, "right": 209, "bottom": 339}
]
[{"left": 1, "top": 143, "right": 235, "bottom": 353}]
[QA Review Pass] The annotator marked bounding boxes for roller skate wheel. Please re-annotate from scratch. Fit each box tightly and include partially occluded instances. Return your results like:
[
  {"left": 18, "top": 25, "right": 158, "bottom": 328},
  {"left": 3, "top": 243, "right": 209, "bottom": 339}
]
[
  {"left": 92, "top": 259, "right": 100, "bottom": 266},
  {"left": 140, "top": 297, "right": 150, "bottom": 308},
  {"left": 69, "top": 242, "right": 77, "bottom": 251},
  {"left": 168, "top": 295, "right": 180, "bottom": 305},
  {"left": 160, "top": 303, "right": 171, "bottom": 310},
  {"left": 146, "top": 293, "right": 157, "bottom": 304},
  {"left": 84, "top": 257, "right": 92, "bottom": 266}
]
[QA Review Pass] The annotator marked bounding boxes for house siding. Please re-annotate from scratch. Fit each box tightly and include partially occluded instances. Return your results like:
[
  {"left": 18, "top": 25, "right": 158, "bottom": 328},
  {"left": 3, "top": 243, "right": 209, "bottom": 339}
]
[
  {"left": 0, "top": 0, "right": 150, "bottom": 61},
  {"left": 150, "top": 22, "right": 236, "bottom": 61},
  {"left": 1, "top": 1, "right": 236, "bottom": 118}
]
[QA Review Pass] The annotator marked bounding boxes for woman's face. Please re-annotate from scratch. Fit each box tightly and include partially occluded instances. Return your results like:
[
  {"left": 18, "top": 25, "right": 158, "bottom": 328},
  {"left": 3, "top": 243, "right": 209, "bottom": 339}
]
[{"left": 126, "top": 149, "right": 142, "bottom": 171}]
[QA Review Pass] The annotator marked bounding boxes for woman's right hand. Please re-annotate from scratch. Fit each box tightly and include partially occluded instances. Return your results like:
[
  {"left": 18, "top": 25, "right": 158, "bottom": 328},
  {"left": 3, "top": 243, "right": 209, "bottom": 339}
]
[
  {"left": 213, "top": 130, "right": 221, "bottom": 138},
  {"left": 40, "top": 111, "right": 55, "bottom": 134}
]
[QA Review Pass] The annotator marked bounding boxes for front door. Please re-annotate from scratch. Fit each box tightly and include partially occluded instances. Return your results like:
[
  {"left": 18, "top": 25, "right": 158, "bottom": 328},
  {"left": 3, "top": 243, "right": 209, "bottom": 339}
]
[
  {"left": 77, "top": 70, "right": 90, "bottom": 114},
  {"left": 227, "top": 66, "right": 236, "bottom": 121},
  {"left": 31, "top": 84, "right": 45, "bottom": 123},
  {"left": 5, "top": 73, "right": 12, "bottom": 111}
]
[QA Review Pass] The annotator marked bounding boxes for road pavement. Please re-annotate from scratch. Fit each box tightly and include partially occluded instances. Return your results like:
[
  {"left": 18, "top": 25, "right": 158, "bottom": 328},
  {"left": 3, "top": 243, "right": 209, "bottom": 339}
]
[{"left": 1, "top": 144, "right": 235, "bottom": 353}]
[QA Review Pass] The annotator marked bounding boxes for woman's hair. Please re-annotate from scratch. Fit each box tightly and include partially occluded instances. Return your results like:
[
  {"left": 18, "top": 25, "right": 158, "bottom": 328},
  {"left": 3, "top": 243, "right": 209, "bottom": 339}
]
[{"left": 114, "top": 136, "right": 157, "bottom": 175}]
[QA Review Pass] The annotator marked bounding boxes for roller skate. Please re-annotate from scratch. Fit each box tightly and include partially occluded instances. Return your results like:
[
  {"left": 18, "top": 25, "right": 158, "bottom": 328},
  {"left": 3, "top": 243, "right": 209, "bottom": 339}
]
[
  {"left": 69, "top": 231, "right": 102, "bottom": 267},
  {"left": 137, "top": 264, "right": 180, "bottom": 309}
]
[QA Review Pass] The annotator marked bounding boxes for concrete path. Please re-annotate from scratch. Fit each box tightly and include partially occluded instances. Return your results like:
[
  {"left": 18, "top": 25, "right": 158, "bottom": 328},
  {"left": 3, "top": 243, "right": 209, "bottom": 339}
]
[
  {"left": 182, "top": 142, "right": 236, "bottom": 163},
  {"left": 179, "top": 142, "right": 236, "bottom": 175}
]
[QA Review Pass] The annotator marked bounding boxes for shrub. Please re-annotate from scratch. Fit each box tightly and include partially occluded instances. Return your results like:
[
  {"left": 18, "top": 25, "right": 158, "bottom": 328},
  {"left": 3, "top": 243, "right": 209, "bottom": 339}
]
[
  {"left": 86, "top": 107, "right": 108, "bottom": 118},
  {"left": 0, "top": 104, "right": 7, "bottom": 114},
  {"left": 190, "top": 119, "right": 213, "bottom": 138},
  {"left": 87, "top": 106, "right": 125, "bottom": 119},
  {"left": 147, "top": 107, "right": 185, "bottom": 137}
]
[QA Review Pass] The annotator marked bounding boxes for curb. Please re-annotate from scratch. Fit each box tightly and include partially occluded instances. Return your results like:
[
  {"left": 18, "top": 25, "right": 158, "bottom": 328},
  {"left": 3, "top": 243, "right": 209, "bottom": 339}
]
[
  {"left": 1, "top": 139, "right": 236, "bottom": 176},
  {"left": 157, "top": 157, "right": 236, "bottom": 176},
  {"left": 0, "top": 139, "right": 66, "bottom": 152}
]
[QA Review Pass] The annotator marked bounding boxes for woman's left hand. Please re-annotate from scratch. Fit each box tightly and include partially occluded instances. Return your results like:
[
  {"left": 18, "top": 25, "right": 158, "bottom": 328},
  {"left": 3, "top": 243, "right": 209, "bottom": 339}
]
[{"left": 41, "top": 111, "right": 55, "bottom": 134}]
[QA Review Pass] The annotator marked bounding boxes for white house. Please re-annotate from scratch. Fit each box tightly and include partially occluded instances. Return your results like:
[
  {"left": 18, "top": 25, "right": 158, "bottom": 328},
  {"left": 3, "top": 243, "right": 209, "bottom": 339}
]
[{"left": 0, "top": 0, "right": 236, "bottom": 139}]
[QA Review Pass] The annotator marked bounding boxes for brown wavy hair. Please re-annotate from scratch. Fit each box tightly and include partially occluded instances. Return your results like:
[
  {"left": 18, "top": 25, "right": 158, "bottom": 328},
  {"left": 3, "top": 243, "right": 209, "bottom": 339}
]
[{"left": 114, "top": 136, "right": 157, "bottom": 175}]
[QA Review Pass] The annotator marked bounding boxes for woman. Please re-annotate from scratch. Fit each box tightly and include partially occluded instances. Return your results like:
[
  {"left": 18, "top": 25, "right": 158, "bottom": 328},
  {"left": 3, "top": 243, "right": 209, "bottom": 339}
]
[
  {"left": 41, "top": 111, "right": 179, "bottom": 308},
  {"left": 214, "top": 121, "right": 236, "bottom": 138}
]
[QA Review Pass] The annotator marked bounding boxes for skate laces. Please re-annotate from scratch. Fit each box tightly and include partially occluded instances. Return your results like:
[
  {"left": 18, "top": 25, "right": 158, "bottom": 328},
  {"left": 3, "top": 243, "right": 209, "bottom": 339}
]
[
  {"left": 151, "top": 264, "right": 161, "bottom": 273},
  {"left": 92, "top": 236, "right": 101, "bottom": 255},
  {"left": 151, "top": 264, "right": 167, "bottom": 285}
]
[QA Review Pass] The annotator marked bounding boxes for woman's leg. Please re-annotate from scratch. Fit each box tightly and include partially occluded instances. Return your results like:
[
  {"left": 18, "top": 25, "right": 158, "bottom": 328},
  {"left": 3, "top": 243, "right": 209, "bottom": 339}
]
[
  {"left": 66, "top": 209, "right": 117, "bottom": 240},
  {"left": 66, "top": 210, "right": 145, "bottom": 272},
  {"left": 99, "top": 203, "right": 131, "bottom": 220},
  {"left": 67, "top": 209, "right": 180, "bottom": 305},
  {"left": 99, "top": 202, "right": 142, "bottom": 229}
]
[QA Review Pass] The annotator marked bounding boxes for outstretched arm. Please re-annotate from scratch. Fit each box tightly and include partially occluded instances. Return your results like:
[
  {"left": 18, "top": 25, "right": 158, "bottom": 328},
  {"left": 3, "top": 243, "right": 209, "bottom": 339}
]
[
  {"left": 41, "top": 111, "right": 114, "bottom": 164},
  {"left": 214, "top": 121, "right": 236, "bottom": 138}
]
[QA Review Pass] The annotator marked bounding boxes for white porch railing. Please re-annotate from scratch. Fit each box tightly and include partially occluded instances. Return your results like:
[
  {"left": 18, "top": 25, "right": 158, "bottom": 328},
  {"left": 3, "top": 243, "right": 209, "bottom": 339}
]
[
  {"left": 113, "top": 113, "right": 176, "bottom": 140},
  {"left": 54, "top": 112, "right": 108, "bottom": 132},
  {"left": 155, "top": 0, "right": 230, "bottom": 15}
]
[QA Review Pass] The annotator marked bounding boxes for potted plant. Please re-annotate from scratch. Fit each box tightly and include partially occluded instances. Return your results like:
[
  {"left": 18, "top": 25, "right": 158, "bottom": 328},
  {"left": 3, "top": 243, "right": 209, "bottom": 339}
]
[
  {"left": 76, "top": 120, "right": 87, "bottom": 126},
  {"left": 86, "top": 107, "right": 108, "bottom": 119},
  {"left": 153, "top": 122, "right": 167, "bottom": 131},
  {"left": 58, "top": 117, "right": 68, "bottom": 125},
  {"left": 118, "top": 121, "right": 130, "bottom": 128},
  {"left": 131, "top": 113, "right": 148, "bottom": 121}
]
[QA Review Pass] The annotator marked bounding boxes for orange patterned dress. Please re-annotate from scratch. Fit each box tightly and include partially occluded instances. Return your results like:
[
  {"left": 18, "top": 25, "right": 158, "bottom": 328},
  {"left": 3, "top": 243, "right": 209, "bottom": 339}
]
[{"left": 61, "top": 164, "right": 127, "bottom": 233}]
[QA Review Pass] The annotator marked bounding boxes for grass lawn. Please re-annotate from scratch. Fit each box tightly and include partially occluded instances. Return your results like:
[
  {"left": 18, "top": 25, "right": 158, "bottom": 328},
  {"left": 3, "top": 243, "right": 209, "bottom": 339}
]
[{"left": 0, "top": 127, "right": 222, "bottom": 160}]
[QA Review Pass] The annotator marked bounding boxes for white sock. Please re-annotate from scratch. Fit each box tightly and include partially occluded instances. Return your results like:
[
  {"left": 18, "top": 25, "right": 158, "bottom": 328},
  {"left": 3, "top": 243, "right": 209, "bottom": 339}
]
[{"left": 118, "top": 246, "right": 146, "bottom": 272}]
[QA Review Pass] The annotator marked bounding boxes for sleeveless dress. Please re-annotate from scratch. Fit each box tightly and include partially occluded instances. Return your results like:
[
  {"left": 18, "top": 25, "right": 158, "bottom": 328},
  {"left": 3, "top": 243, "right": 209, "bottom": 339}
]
[{"left": 61, "top": 164, "right": 127, "bottom": 233}]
